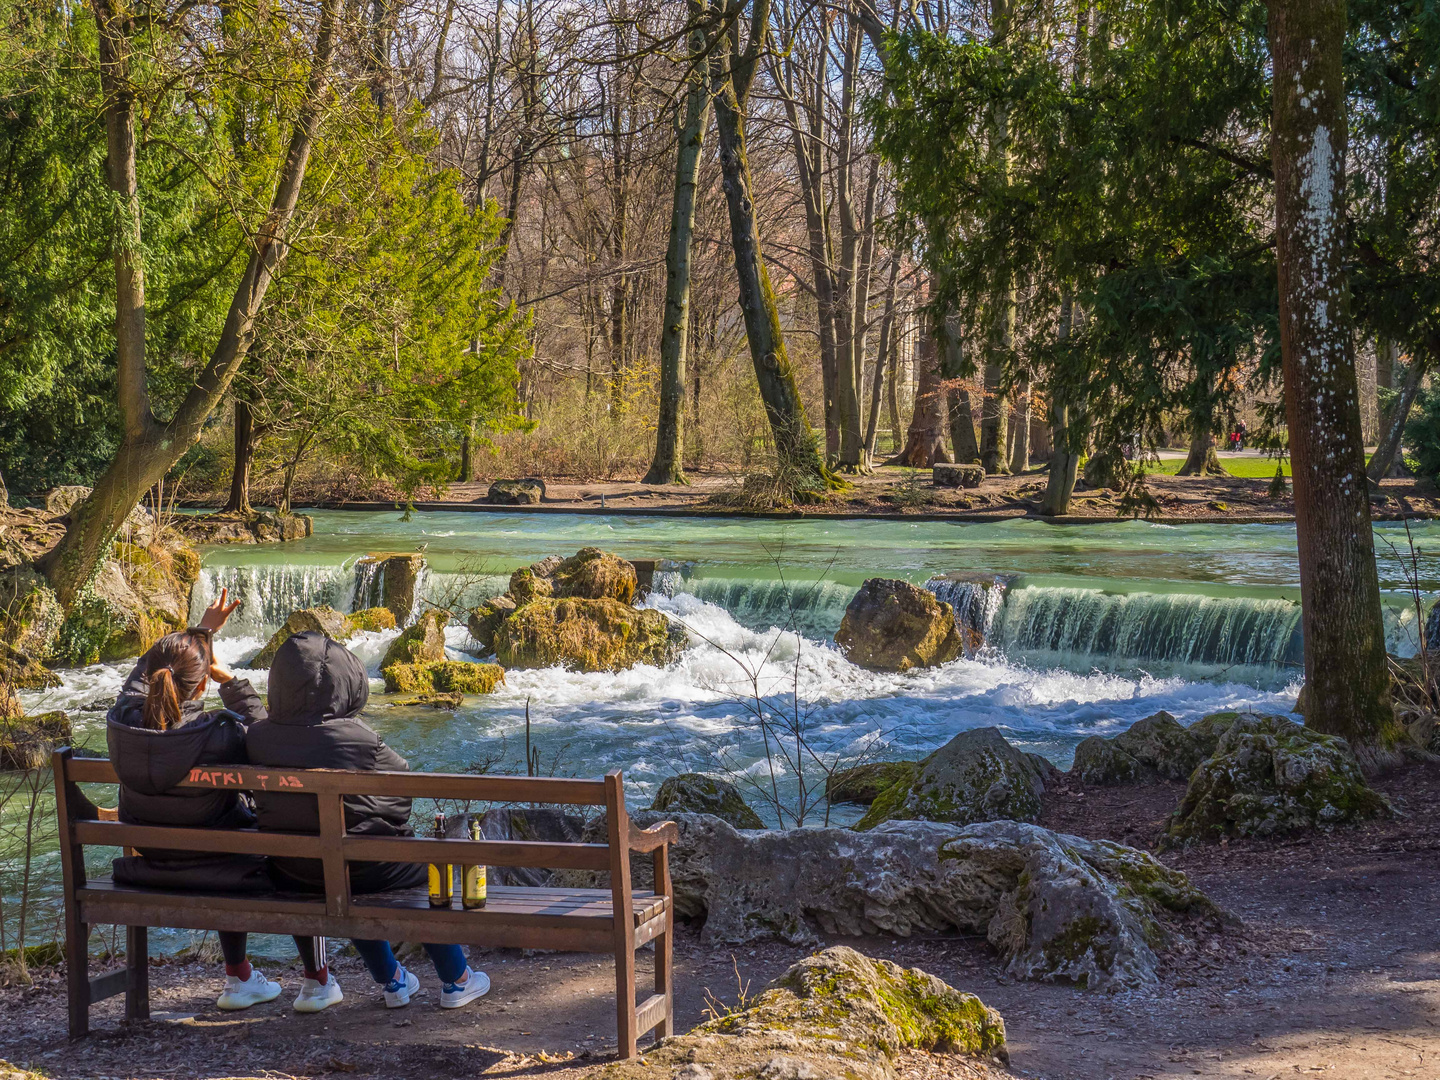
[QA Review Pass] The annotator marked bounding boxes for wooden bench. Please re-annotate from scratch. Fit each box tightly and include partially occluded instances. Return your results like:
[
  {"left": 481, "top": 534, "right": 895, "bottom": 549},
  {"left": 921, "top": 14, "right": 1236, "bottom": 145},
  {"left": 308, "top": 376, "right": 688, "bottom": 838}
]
[{"left": 52, "top": 749, "right": 676, "bottom": 1058}]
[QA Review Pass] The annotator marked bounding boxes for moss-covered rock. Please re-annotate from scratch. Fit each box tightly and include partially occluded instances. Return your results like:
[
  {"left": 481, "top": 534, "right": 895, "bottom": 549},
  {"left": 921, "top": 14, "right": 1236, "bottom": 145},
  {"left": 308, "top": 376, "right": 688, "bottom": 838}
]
[
  {"left": 176, "top": 510, "right": 314, "bottom": 545},
  {"left": 507, "top": 567, "right": 552, "bottom": 605},
  {"left": 250, "top": 607, "right": 351, "bottom": 668},
  {"left": 382, "top": 660, "right": 505, "bottom": 695},
  {"left": 826, "top": 761, "right": 920, "bottom": 805},
  {"left": 493, "top": 596, "right": 682, "bottom": 672},
  {"left": 587, "top": 946, "right": 1005, "bottom": 1080},
  {"left": 0, "top": 711, "right": 71, "bottom": 770},
  {"left": 549, "top": 547, "right": 638, "bottom": 604},
  {"left": 50, "top": 538, "right": 201, "bottom": 664},
  {"left": 855, "top": 727, "right": 1050, "bottom": 830},
  {"left": 1165, "top": 713, "right": 1392, "bottom": 844},
  {"left": 390, "top": 691, "right": 465, "bottom": 710},
  {"left": 1070, "top": 735, "right": 1144, "bottom": 786},
  {"left": 1188, "top": 711, "right": 1241, "bottom": 756},
  {"left": 0, "top": 641, "right": 60, "bottom": 691},
  {"left": 835, "top": 578, "right": 963, "bottom": 673},
  {"left": 649, "top": 773, "right": 764, "bottom": 829},
  {"left": 345, "top": 607, "right": 397, "bottom": 634},
  {"left": 0, "top": 567, "right": 64, "bottom": 661},
  {"left": 380, "top": 609, "right": 449, "bottom": 669},
  {"left": 466, "top": 595, "right": 517, "bottom": 654}
]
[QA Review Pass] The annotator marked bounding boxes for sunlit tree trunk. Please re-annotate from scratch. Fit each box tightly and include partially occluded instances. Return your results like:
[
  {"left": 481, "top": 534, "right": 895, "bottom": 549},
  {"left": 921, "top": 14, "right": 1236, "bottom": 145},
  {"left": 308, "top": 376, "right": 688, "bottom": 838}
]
[
  {"left": 1268, "top": 0, "right": 1396, "bottom": 758},
  {"left": 224, "top": 398, "right": 256, "bottom": 514},
  {"left": 1041, "top": 296, "right": 1081, "bottom": 515},
  {"left": 1367, "top": 351, "right": 1429, "bottom": 481},
  {"left": 43, "top": 0, "right": 341, "bottom": 606},
  {"left": 645, "top": 7, "right": 710, "bottom": 485},
  {"left": 936, "top": 309, "right": 980, "bottom": 463},
  {"left": 890, "top": 317, "right": 948, "bottom": 466}
]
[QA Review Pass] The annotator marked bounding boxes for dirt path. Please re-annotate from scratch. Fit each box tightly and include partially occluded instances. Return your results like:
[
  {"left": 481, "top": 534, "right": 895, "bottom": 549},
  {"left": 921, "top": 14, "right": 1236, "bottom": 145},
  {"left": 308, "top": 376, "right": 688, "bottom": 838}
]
[{"left": 4, "top": 765, "right": 1438, "bottom": 1080}]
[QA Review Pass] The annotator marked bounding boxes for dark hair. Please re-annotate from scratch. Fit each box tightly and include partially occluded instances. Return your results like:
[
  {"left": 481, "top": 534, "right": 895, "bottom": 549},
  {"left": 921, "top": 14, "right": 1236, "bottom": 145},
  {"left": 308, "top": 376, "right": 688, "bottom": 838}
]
[{"left": 141, "top": 632, "right": 210, "bottom": 731}]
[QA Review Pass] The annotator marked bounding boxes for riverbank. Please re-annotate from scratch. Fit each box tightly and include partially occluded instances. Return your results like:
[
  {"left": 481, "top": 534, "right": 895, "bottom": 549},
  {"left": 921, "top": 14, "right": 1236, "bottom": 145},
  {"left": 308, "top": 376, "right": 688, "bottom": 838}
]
[
  {"left": 3, "top": 760, "right": 1437, "bottom": 1080},
  {"left": 178, "top": 462, "right": 1440, "bottom": 524}
]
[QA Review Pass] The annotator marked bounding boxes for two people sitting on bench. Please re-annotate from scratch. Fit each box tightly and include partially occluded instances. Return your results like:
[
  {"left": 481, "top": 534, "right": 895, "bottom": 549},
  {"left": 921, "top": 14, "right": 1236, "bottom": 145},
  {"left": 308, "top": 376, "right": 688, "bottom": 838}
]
[
  {"left": 106, "top": 596, "right": 489, "bottom": 1014},
  {"left": 246, "top": 630, "right": 489, "bottom": 1012},
  {"left": 105, "top": 590, "right": 320, "bottom": 1011}
]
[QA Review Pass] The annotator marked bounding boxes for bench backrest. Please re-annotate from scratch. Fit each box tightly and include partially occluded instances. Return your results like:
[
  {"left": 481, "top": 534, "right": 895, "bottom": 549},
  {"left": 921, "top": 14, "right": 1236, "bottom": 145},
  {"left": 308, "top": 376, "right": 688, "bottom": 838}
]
[{"left": 52, "top": 750, "right": 644, "bottom": 919}]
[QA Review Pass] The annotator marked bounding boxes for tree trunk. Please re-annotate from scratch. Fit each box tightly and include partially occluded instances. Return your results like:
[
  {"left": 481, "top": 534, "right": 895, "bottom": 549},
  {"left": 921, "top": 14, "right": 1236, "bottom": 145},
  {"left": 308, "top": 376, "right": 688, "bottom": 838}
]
[
  {"left": 224, "top": 398, "right": 256, "bottom": 514},
  {"left": 890, "top": 318, "right": 948, "bottom": 467},
  {"left": 830, "top": 17, "right": 866, "bottom": 471},
  {"left": 457, "top": 417, "right": 476, "bottom": 483},
  {"left": 936, "top": 309, "right": 980, "bottom": 464},
  {"left": 886, "top": 321, "right": 902, "bottom": 452},
  {"left": 42, "top": 0, "right": 341, "bottom": 607},
  {"left": 1008, "top": 379, "right": 1031, "bottom": 473},
  {"left": 1041, "top": 299, "right": 1082, "bottom": 515},
  {"left": 709, "top": 6, "right": 829, "bottom": 489},
  {"left": 1268, "top": 0, "right": 1395, "bottom": 757},
  {"left": 1367, "top": 351, "right": 1428, "bottom": 481},
  {"left": 864, "top": 258, "right": 900, "bottom": 460},
  {"left": 644, "top": 10, "right": 709, "bottom": 486},
  {"left": 1177, "top": 428, "right": 1229, "bottom": 476}
]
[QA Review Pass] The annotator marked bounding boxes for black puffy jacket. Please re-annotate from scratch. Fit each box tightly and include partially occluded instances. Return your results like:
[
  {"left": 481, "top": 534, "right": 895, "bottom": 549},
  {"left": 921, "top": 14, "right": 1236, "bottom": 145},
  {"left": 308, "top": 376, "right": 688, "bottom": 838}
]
[
  {"left": 244, "top": 631, "right": 424, "bottom": 893},
  {"left": 106, "top": 662, "right": 266, "bottom": 882}
]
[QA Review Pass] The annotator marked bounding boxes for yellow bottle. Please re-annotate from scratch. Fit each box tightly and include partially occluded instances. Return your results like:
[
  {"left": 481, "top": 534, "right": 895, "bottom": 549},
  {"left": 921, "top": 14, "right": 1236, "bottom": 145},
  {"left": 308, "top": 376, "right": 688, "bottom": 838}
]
[
  {"left": 428, "top": 811, "right": 452, "bottom": 908},
  {"left": 462, "top": 817, "right": 487, "bottom": 910}
]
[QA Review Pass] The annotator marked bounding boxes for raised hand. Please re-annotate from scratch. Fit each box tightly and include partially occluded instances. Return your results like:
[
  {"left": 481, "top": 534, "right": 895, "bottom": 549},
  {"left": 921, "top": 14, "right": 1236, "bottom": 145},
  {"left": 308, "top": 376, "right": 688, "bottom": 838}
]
[{"left": 198, "top": 587, "right": 242, "bottom": 633}]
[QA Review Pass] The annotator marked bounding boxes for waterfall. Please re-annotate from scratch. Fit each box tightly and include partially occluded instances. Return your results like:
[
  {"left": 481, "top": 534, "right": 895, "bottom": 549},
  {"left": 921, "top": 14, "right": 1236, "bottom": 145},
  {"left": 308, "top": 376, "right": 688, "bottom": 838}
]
[
  {"left": 352, "top": 560, "right": 384, "bottom": 611},
  {"left": 668, "top": 577, "right": 861, "bottom": 637},
  {"left": 926, "top": 573, "right": 1013, "bottom": 656},
  {"left": 190, "top": 563, "right": 357, "bottom": 637},
  {"left": 991, "top": 585, "right": 1305, "bottom": 675}
]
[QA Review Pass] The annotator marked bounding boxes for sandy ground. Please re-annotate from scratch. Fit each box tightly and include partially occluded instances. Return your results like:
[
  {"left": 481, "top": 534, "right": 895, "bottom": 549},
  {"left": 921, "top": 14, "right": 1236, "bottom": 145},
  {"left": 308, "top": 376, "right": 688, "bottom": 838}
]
[
  {"left": 3, "top": 762, "right": 1439, "bottom": 1080},
  {"left": 282, "top": 455, "right": 1439, "bottom": 523}
]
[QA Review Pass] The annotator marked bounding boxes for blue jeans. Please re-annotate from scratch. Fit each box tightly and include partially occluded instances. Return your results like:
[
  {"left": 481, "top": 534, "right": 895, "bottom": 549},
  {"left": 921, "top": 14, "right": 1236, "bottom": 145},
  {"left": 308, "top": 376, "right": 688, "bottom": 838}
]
[{"left": 351, "top": 939, "right": 467, "bottom": 985}]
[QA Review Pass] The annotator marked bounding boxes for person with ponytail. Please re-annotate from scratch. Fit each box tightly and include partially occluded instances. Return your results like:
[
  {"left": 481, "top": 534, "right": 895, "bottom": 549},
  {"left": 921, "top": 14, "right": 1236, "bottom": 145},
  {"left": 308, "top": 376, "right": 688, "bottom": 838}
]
[{"left": 106, "top": 589, "right": 322, "bottom": 1011}]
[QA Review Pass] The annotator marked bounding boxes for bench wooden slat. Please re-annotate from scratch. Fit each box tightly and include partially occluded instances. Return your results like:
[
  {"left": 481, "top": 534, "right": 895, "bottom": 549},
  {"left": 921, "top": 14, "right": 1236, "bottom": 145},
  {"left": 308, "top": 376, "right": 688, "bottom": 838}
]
[
  {"left": 73, "top": 821, "right": 325, "bottom": 857},
  {"left": 88, "top": 968, "right": 128, "bottom": 1004},
  {"left": 636, "top": 992, "right": 669, "bottom": 1037},
  {"left": 342, "top": 835, "right": 612, "bottom": 871}
]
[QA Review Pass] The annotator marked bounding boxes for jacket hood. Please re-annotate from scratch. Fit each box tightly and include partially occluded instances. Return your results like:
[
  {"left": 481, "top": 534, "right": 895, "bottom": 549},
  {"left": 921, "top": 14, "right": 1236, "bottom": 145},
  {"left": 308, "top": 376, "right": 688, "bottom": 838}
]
[
  {"left": 106, "top": 702, "right": 226, "bottom": 795},
  {"left": 267, "top": 631, "right": 370, "bottom": 723}
]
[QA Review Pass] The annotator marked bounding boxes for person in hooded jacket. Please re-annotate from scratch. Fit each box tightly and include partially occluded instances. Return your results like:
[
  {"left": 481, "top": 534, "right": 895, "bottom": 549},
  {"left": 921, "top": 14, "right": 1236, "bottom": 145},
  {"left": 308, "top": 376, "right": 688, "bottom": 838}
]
[
  {"left": 245, "top": 631, "right": 490, "bottom": 1013},
  {"left": 106, "top": 590, "right": 324, "bottom": 1012}
]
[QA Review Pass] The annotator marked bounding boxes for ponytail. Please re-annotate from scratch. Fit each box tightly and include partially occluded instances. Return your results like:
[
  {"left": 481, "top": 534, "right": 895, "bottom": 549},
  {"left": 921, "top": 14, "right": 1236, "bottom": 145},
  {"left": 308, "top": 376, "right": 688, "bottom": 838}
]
[
  {"left": 137, "top": 631, "right": 210, "bottom": 731},
  {"left": 143, "top": 667, "right": 183, "bottom": 731}
]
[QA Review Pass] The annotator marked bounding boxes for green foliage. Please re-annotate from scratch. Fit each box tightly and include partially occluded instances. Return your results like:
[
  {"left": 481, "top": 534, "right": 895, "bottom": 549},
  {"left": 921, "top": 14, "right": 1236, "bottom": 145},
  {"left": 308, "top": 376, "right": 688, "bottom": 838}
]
[{"left": 1404, "top": 384, "right": 1440, "bottom": 480}]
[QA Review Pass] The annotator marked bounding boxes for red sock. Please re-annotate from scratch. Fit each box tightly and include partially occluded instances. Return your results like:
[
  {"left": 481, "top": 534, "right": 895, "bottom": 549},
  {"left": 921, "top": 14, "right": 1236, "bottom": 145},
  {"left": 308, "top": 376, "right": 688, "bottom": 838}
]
[
  {"left": 225, "top": 961, "right": 252, "bottom": 981},
  {"left": 305, "top": 966, "right": 329, "bottom": 985}
]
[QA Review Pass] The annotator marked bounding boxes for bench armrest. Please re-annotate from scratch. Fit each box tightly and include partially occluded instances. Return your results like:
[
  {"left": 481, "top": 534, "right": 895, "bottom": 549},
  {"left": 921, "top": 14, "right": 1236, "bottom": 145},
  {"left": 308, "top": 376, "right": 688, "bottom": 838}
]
[{"left": 629, "top": 820, "right": 679, "bottom": 853}]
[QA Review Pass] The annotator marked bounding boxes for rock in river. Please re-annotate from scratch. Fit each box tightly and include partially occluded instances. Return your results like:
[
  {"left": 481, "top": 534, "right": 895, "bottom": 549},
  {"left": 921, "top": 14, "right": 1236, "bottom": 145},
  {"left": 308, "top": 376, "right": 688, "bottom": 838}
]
[
  {"left": 487, "top": 477, "right": 546, "bottom": 504},
  {"left": 649, "top": 773, "right": 764, "bottom": 829},
  {"left": 834, "top": 578, "right": 962, "bottom": 672},
  {"left": 855, "top": 727, "right": 1051, "bottom": 830},
  {"left": 380, "top": 609, "right": 449, "bottom": 670},
  {"left": 493, "top": 597, "right": 682, "bottom": 672},
  {"left": 549, "top": 546, "right": 638, "bottom": 604}
]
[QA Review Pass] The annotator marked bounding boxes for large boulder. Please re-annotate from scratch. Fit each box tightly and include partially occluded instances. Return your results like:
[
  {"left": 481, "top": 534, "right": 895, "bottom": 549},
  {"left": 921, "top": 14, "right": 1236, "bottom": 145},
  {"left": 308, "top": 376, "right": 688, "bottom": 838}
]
[
  {"left": 487, "top": 477, "right": 546, "bottom": 505},
  {"left": 55, "top": 540, "right": 201, "bottom": 664},
  {"left": 1165, "top": 713, "right": 1392, "bottom": 844},
  {"left": 587, "top": 947, "right": 1007, "bottom": 1080},
  {"left": 466, "top": 595, "right": 517, "bottom": 654},
  {"left": 549, "top": 547, "right": 638, "bottom": 603},
  {"left": 250, "top": 606, "right": 351, "bottom": 668},
  {"left": 826, "top": 761, "right": 919, "bottom": 806},
  {"left": 856, "top": 727, "right": 1051, "bottom": 830},
  {"left": 176, "top": 510, "right": 314, "bottom": 545},
  {"left": 493, "top": 597, "right": 682, "bottom": 672},
  {"left": 1069, "top": 711, "right": 1209, "bottom": 786},
  {"left": 380, "top": 609, "right": 449, "bottom": 670},
  {"left": 1, "top": 641, "right": 60, "bottom": 691},
  {"left": 568, "top": 814, "right": 1222, "bottom": 991},
  {"left": 0, "top": 567, "right": 64, "bottom": 661},
  {"left": 1, "top": 711, "right": 71, "bottom": 770},
  {"left": 507, "top": 566, "right": 553, "bottom": 604},
  {"left": 649, "top": 773, "right": 764, "bottom": 829},
  {"left": 382, "top": 660, "right": 504, "bottom": 695},
  {"left": 835, "top": 578, "right": 962, "bottom": 673}
]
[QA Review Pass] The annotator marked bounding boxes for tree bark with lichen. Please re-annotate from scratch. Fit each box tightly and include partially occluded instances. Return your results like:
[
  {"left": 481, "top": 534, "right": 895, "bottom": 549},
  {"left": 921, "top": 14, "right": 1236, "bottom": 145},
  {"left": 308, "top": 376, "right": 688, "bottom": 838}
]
[{"left": 1268, "top": 0, "right": 1395, "bottom": 758}]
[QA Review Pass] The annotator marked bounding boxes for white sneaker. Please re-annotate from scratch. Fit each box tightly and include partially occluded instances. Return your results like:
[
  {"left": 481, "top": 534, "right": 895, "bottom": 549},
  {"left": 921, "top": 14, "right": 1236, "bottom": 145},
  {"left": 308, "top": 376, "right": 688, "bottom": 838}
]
[
  {"left": 216, "top": 968, "right": 282, "bottom": 1011},
  {"left": 384, "top": 965, "right": 421, "bottom": 1008},
  {"left": 439, "top": 968, "right": 490, "bottom": 1010},
  {"left": 293, "top": 975, "right": 343, "bottom": 1013}
]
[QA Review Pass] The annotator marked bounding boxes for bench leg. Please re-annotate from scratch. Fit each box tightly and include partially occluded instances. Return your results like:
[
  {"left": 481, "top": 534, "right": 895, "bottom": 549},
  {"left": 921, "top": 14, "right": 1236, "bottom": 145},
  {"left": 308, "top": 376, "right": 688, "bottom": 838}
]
[
  {"left": 653, "top": 923, "right": 673, "bottom": 1040},
  {"left": 65, "top": 912, "right": 89, "bottom": 1039},
  {"left": 615, "top": 946, "right": 638, "bottom": 1059},
  {"left": 125, "top": 926, "right": 150, "bottom": 1022}
]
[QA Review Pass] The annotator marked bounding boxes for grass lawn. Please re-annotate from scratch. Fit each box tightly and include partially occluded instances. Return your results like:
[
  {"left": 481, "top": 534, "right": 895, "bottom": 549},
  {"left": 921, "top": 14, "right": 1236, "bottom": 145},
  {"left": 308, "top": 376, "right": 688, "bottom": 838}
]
[{"left": 1147, "top": 455, "right": 1291, "bottom": 478}]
